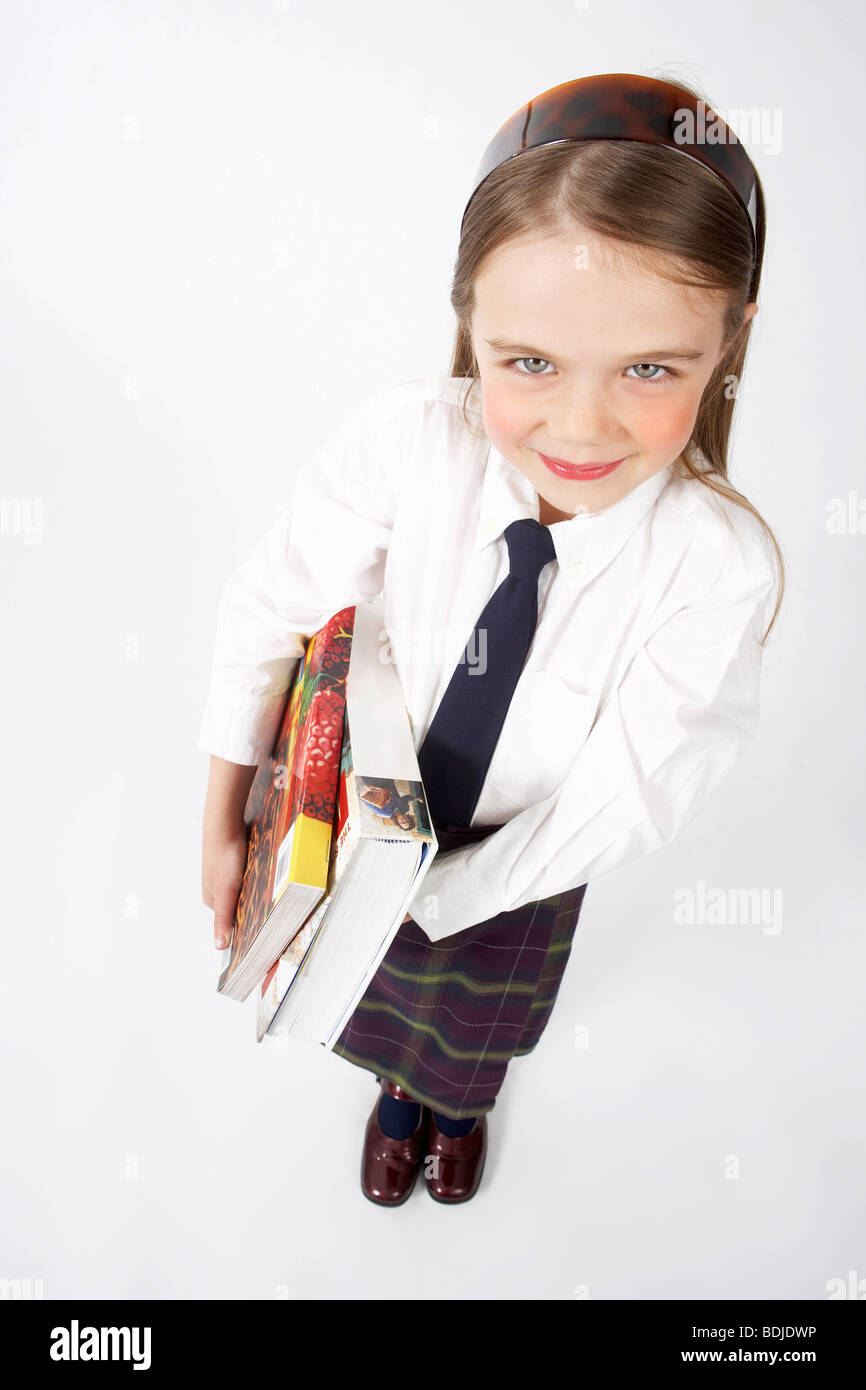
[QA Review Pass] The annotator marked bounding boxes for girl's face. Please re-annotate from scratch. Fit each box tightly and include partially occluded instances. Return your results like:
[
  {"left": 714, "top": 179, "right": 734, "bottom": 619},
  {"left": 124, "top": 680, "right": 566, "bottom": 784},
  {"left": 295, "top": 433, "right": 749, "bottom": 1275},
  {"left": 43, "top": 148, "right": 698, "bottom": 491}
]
[{"left": 470, "top": 227, "right": 756, "bottom": 520}]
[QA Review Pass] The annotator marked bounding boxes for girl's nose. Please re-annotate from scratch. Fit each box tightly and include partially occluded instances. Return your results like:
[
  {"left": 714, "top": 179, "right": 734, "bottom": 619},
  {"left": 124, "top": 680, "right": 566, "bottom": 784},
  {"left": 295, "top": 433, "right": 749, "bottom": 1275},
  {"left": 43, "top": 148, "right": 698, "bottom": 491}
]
[{"left": 544, "top": 386, "right": 612, "bottom": 443}]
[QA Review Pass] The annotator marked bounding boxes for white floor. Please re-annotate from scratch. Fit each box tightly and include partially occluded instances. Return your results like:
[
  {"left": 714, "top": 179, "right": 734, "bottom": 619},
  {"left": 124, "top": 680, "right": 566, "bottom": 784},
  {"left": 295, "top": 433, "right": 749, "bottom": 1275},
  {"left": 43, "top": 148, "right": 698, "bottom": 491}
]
[{"left": 4, "top": 758, "right": 861, "bottom": 1300}]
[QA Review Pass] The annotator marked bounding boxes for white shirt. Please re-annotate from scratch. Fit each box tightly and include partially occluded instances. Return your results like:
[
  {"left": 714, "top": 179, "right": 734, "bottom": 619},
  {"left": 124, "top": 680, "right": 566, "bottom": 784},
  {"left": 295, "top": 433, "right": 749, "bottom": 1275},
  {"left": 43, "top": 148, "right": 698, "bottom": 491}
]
[{"left": 198, "top": 375, "right": 778, "bottom": 942}]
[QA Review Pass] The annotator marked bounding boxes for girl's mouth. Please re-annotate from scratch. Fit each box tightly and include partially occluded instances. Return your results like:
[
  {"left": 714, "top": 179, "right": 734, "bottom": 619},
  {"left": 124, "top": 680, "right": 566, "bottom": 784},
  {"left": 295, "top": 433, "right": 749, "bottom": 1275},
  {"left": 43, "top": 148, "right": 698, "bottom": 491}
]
[{"left": 537, "top": 452, "right": 627, "bottom": 481}]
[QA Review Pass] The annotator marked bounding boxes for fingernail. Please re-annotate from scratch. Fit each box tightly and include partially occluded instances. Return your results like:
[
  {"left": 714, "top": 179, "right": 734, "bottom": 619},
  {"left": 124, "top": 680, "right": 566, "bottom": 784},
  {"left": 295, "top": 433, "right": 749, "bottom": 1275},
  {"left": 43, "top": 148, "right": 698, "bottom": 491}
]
[{"left": 216, "top": 937, "right": 226, "bottom": 949}]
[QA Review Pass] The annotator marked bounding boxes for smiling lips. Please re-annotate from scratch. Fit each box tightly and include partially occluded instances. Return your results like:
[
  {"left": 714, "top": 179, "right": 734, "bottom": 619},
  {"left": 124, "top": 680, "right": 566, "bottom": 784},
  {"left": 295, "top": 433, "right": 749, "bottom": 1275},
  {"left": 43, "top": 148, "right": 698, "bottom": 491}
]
[{"left": 537, "top": 452, "right": 627, "bottom": 481}]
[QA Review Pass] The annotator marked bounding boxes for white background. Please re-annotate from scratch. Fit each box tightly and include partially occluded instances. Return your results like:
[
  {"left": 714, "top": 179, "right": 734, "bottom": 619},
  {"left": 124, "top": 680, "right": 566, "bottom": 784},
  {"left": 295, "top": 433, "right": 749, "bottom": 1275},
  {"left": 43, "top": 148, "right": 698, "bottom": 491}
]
[{"left": 1, "top": 0, "right": 863, "bottom": 1300}]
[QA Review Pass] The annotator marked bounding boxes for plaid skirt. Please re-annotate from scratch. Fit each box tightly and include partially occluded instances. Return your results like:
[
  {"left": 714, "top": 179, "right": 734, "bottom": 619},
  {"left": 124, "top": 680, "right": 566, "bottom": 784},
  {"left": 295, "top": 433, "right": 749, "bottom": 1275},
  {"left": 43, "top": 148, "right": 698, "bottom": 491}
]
[{"left": 331, "top": 819, "right": 588, "bottom": 1120}]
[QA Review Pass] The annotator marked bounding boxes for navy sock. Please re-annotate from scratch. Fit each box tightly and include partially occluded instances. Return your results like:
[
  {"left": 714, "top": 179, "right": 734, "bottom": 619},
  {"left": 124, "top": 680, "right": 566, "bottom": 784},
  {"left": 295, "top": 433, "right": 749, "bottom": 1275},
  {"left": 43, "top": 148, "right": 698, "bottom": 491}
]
[
  {"left": 377, "top": 1092, "right": 421, "bottom": 1139},
  {"left": 433, "top": 1110, "right": 477, "bottom": 1137}
]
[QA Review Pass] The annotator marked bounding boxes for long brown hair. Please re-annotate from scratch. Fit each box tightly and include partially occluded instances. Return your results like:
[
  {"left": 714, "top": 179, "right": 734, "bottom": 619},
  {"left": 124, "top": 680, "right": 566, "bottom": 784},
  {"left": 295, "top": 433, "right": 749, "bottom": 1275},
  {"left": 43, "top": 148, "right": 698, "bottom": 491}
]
[{"left": 449, "top": 79, "right": 784, "bottom": 644}]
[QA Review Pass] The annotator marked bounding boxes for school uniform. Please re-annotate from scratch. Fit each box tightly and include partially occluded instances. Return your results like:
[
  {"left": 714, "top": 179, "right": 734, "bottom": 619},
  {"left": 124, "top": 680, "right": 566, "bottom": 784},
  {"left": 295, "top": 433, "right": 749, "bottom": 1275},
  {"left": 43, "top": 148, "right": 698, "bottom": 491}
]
[{"left": 199, "top": 375, "right": 778, "bottom": 1119}]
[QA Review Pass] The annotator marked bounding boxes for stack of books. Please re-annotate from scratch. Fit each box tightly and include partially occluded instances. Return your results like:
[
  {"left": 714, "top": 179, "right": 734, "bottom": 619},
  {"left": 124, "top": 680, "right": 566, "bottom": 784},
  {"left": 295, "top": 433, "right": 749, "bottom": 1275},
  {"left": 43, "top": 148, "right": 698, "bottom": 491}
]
[{"left": 216, "top": 595, "right": 438, "bottom": 1049}]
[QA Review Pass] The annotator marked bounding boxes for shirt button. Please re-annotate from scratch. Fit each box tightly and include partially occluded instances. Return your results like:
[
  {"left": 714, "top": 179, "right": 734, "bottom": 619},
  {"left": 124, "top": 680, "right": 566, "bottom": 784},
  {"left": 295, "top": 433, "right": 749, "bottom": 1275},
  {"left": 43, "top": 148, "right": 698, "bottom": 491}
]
[{"left": 570, "top": 560, "right": 586, "bottom": 578}]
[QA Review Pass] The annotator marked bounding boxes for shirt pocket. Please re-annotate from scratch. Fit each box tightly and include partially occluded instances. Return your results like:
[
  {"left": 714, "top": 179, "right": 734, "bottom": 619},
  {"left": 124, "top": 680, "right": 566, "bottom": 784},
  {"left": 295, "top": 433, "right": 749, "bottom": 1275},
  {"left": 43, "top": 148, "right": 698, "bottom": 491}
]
[{"left": 485, "top": 670, "right": 600, "bottom": 810}]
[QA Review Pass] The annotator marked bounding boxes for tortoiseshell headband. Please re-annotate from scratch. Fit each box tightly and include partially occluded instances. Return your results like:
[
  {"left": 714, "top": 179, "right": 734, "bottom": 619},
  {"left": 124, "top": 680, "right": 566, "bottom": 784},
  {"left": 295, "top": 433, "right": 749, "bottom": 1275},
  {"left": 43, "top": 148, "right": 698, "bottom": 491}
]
[{"left": 463, "top": 73, "right": 763, "bottom": 300}]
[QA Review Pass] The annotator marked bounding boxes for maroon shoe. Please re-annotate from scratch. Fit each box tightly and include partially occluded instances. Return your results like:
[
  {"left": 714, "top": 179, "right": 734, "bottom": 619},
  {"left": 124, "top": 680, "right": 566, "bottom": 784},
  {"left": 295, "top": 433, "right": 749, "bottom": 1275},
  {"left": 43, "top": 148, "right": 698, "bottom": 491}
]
[
  {"left": 424, "top": 1111, "right": 488, "bottom": 1203},
  {"left": 361, "top": 1078, "right": 427, "bottom": 1207}
]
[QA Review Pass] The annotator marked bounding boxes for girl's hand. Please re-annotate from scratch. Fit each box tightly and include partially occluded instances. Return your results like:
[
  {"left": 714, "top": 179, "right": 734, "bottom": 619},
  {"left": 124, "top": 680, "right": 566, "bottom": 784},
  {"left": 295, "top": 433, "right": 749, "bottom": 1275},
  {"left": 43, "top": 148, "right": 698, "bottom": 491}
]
[{"left": 202, "top": 815, "right": 250, "bottom": 951}]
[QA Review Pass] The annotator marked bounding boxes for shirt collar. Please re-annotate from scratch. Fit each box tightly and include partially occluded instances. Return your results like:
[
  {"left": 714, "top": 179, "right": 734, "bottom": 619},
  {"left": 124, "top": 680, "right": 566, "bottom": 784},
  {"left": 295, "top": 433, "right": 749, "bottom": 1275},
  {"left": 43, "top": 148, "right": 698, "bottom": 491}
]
[{"left": 475, "top": 443, "right": 674, "bottom": 594}]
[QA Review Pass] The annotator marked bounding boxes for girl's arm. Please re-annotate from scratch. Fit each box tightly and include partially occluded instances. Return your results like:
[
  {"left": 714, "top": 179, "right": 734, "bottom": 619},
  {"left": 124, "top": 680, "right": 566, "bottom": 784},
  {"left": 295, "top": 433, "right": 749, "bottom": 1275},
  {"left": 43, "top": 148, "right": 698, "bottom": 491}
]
[
  {"left": 407, "top": 548, "right": 780, "bottom": 941},
  {"left": 204, "top": 754, "right": 257, "bottom": 821},
  {"left": 198, "top": 388, "right": 411, "bottom": 768},
  {"left": 198, "top": 386, "right": 416, "bottom": 945},
  {"left": 201, "top": 756, "right": 257, "bottom": 949}
]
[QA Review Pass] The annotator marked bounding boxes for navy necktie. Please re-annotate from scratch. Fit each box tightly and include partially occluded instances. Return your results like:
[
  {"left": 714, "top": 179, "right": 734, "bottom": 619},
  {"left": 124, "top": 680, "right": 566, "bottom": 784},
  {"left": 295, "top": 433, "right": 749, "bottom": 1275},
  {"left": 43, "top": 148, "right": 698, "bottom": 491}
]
[{"left": 418, "top": 517, "right": 557, "bottom": 828}]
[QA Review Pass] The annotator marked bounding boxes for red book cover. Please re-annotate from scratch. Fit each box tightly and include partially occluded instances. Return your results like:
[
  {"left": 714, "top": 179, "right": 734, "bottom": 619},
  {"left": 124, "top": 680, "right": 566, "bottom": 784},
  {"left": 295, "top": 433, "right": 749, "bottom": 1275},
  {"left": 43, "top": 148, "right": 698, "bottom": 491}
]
[{"left": 216, "top": 606, "right": 355, "bottom": 1000}]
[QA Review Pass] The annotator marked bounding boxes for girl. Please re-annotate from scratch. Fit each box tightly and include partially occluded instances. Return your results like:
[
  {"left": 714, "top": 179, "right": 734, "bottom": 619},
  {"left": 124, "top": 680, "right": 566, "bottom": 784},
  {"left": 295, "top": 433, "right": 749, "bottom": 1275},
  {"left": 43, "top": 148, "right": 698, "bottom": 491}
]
[{"left": 200, "top": 73, "right": 785, "bottom": 1209}]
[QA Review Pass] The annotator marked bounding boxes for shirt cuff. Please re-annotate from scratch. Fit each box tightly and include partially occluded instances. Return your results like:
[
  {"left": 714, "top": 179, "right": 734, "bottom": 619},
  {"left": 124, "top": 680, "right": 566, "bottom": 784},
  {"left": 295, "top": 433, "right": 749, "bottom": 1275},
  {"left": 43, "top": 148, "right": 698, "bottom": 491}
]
[
  {"left": 406, "top": 846, "right": 502, "bottom": 941},
  {"left": 196, "top": 686, "right": 291, "bottom": 766}
]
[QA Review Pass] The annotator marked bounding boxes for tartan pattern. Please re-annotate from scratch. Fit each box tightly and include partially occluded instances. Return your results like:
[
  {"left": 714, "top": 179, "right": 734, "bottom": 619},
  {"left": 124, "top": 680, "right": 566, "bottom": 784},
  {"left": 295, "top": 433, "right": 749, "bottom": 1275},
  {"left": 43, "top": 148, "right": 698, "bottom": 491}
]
[{"left": 331, "top": 823, "right": 588, "bottom": 1120}]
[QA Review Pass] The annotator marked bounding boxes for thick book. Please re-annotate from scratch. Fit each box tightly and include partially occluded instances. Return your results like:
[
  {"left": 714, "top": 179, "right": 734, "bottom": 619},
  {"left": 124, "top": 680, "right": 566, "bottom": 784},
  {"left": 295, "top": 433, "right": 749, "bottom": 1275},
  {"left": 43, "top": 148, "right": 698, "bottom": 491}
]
[
  {"left": 216, "top": 607, "right": 354, "bottom": 1002},
  {"left": 255, "top": 594, "right": 438, "bottom": 1049}
]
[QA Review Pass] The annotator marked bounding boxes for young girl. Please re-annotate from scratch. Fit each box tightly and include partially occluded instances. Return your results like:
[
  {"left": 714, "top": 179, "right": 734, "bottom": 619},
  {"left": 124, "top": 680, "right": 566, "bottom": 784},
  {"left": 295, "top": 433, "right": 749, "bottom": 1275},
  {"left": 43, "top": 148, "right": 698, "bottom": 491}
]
[{"left": 200, "top": 73, "right": 785, "bottom": 1209}]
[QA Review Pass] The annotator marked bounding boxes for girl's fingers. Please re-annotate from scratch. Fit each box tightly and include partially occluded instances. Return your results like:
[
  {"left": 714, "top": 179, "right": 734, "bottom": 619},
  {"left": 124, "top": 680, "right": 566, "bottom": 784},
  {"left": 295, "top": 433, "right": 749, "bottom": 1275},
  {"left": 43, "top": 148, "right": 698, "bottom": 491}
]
[
  {"left": 213, "top": 885, "right": 240, "bottom": 950},
  {"left": 204, "top": 828, "right": 249, "bottom": 949}
]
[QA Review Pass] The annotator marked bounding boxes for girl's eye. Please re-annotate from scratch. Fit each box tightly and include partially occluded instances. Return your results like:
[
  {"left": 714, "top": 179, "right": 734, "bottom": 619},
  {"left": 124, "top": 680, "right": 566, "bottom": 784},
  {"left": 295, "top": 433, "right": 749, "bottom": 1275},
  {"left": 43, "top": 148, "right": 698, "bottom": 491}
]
[
  {"left": 508, "top": 357, "right": 555, "bottom": 376},
  {"left": 624, "top": 363, "right": 679, "bottom": 387},
  {"left": 504, "top": 357, "right": 680, "bottom": 387}
]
